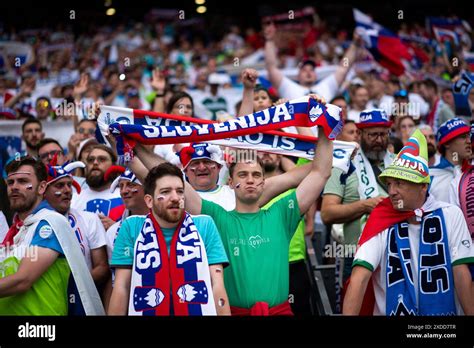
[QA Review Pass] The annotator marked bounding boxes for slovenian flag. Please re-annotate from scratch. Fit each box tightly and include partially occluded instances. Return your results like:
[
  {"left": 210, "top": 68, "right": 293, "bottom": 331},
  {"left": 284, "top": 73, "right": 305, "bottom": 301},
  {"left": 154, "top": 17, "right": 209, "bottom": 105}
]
[
  {"left": 464, "top": 51, "right": 474, "bottom": 72},
  {"left": 353, "top": 9, "right": 414, "bottom": 76},
  {"left": 433, "top": 27, "right": 460, "bottom": 46}
]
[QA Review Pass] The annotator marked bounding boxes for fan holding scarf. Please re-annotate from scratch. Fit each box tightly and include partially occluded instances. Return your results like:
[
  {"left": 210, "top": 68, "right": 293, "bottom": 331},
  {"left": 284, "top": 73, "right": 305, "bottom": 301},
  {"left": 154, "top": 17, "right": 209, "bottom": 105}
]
[
  {"left": 108, "top": 163, "right": 230, "bottom": 316},
  {"left": 343, "top": 130, "right": 474, "bottom": 315}
]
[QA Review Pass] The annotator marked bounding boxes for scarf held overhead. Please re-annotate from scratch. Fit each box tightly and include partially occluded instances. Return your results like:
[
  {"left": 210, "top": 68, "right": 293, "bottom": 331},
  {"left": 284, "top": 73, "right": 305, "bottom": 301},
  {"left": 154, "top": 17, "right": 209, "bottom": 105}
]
[
  {"left": 105, "top": 96, "right": 342, "bottom": 163},
  {"left": 129, "top": 212, "right": 216, "bottom": 316},
  {"left": 98, "top": 100, "right": 354, "bottom": 172}
]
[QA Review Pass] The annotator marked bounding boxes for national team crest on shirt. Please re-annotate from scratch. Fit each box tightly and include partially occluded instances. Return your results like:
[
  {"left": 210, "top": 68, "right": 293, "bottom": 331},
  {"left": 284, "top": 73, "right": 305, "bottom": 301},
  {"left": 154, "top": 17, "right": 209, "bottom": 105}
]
[{"left": 87, "top": 199, "right": 112, "bottom": 216}]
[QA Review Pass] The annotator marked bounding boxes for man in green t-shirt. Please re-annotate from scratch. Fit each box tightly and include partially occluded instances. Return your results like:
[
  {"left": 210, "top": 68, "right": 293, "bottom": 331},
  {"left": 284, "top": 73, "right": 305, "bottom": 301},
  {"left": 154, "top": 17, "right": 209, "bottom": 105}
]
[{"left": 180, "top": 125, "right": 333, "bottom": 315}]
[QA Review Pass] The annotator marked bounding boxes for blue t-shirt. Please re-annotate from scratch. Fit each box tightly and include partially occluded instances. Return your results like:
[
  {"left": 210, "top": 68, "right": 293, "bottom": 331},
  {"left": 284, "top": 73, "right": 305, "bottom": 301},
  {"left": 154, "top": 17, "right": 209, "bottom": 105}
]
[
  {"left": 29, "top": 201, "right": 64, "bottom": 255},
  {"left": 30, "top": 220, "right": 64, "bottom": 255},
  {"left": 111, "top": 214, "right": 229, "bottom": 267}
]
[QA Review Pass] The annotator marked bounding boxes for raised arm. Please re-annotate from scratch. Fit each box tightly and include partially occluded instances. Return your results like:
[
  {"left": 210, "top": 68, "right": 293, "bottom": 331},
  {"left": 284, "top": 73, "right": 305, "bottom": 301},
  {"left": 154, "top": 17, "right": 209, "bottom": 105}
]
[
  {"left": 295, "top": 125, "right": 333, "bottom": 214},
  {"left": 263, "top": 22, "right": 284, "bottom": 89},
  {"left": 321, "top": 194, "right": 384, "bottom": 225},
  {"left": 150, "top": 68, "right": 167, "bottom": 113},
  {"left": 333, "top": 31, "right": 362, "bottom": 86},
  {"left": 238, "top": 68, "right": 258, "bottom": 116},
  {"left": 258, "top": 95, "right": 328, "bottom": 207}
]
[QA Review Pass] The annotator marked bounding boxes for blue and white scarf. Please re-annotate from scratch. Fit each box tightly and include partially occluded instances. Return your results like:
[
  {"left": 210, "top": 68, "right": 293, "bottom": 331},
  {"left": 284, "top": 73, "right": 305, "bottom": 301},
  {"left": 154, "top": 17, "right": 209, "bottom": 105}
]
[
  {"left": 104, "top": 96, "right": 343, "bottom": 164},
  {"left": 386, "top": 203, "right": 456, "bottom": 316},
  {"left": 97, "top": 100, "right": 356, "bottom": 173}
]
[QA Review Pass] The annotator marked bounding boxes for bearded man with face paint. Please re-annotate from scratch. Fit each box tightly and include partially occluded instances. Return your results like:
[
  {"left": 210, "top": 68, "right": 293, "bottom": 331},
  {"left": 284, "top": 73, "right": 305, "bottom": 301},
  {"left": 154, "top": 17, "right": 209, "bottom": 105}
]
[
  {"left": 0, "top": 156, "right": 104, "bottom": 315},
  {"left": 108, "top": 163, "right": 230, "bottom": 316},
  {"left": 42, "top": 159, "right": 109, "bottom": 287}
]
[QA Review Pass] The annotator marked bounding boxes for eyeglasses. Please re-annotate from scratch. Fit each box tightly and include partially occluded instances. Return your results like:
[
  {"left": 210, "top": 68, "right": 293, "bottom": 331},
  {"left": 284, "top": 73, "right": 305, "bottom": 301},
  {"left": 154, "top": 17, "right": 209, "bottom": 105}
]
[
  {"left": 86, "top": 155, "right": 111, "bottom": 164},
  {"left": 78, "top": 128, "right": 95, "bottom": 135},
  {"left": 365, "top": 131, "right": 390, "bottom": 140},
  {"left": 39, "top": 150, "right": 63, "bottom": 160}
]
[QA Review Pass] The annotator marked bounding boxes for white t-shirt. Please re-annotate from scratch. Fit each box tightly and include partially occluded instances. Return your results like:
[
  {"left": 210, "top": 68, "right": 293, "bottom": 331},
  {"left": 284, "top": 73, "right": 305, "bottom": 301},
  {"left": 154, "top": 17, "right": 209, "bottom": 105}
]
[
  {"left": 430, "top": 162, "right": 461, "bottom": 203},
  {"left": 67, "top": 208, "right": 107, "bottom": 271},
  {"left": 0, "top": 211, "right": 8, "bottom": 243},
  {"left": 347, "top": 108, "right": 362, "bottom": 122},
  {"left": 197, "top": 185, "right": 236, "bottom": 211},
  {"left": 71, "top": 186, "right": 125, "bottom": 222},
  {"left": 106, "top": 221, "right": 121, "bottom": 265},
  {"left": 278, "top": 74, "right": 338, "bottom": 101},
  {"left": 449, "top": 171, "right": 463, "bottom": 208},
  {"left": 353, "top": 203, "right": 474, "bottom": 315},
  {"left": 366, "top": 95, "right": 394, "bottom": 116}
]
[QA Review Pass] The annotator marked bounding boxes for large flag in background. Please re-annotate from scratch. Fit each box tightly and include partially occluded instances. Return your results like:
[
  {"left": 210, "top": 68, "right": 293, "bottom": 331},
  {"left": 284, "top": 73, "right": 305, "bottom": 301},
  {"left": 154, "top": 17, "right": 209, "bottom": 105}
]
[
  {"left": 433, "top": 26, "right": 460, "bottom": 46},
  {"left": 426, "top": 16, "right": 472, "bottom": 49},
  {"left": 353, "top": 9, "right": 414, "bottom": 76},
  {"left": 464, "top": 51, "right": 474, "bottom": 72}
]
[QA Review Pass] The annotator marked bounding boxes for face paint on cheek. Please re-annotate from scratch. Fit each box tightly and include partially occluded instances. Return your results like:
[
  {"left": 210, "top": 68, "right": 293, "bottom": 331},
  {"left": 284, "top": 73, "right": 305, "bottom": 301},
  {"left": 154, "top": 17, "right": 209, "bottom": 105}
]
[
  {"left": 131, "top": 189, "right": 139, "bottom": 193},
  {"left": 26, "top": 184, "right": 33, "bottom": 190},
  {"left": 54, "top": 191, "right": 62, "bottom": 196},
  {"left": 235, "top": 183, "right": 241, "bottom": 189},
  {"left": 157, "top": 195, "right": 166, "bottom": 201}
]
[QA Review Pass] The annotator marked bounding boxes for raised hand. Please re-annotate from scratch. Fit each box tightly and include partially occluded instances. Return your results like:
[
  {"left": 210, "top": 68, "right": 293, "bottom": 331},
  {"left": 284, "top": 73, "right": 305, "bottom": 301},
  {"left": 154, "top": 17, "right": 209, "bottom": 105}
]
[
  {"left": 74, "top": 73, "right": 89, "bottom": 98},
  {"left": 151, "top": 68, "right": 166, "bottom": 93},
  {"left": 241, "top": 68, "right": 258, "bottom": 89},
  {"left": 263, "top": 21, "right": 276, "bottom": 41}
]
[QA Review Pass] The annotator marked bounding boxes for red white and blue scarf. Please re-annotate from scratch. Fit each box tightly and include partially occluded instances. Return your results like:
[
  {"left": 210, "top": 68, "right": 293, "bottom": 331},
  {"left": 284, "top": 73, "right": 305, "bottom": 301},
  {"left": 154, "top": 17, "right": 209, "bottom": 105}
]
[
  {"left": 129, "top": 212, "right": 216, "bottom": 316},
  {"left": 105, "top": 97, "right": 343, "bottom": 164}
]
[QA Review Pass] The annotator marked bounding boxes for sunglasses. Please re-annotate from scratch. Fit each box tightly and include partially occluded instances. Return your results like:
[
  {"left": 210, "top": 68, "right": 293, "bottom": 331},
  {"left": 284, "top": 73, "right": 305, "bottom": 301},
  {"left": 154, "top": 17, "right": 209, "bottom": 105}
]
[
  {"left": 78, "top": 128, "right": 95, "bottom": 135},
  {"left": 86, "top": 155, "right": 111, "bottom": 164},
  {"left": 39, "top": 150, "right": 63, "bottom": 160}
]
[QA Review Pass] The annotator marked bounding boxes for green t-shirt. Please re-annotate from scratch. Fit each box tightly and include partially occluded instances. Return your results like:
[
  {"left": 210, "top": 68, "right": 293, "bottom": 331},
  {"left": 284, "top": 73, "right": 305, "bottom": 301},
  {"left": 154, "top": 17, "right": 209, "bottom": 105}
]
[
  {"left": 263, "top": 189, "right": 305, "bottom": 262},
  {"left": 201, "top": 191, "right": 301, "bottom": 308},
  {"left": 0, "top": 219, "right": 71, "bottom": 315}
]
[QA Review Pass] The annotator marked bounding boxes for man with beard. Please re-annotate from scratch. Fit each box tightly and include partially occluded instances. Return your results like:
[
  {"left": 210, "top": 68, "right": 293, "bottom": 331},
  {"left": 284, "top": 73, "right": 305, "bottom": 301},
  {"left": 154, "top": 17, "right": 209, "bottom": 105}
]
[
  {"left": 43, "top": 159, "right": 109, "bottom": 286},
  {"left": 71, "top": 144, "right": 125, "bottom": 230},
  {"left": 21, "top": 117, "right": 44, "bottom": 158},
  {"left": 321, "top": 109, "right": 393, "bottom": 311},
  {"left": 418, "top": 125, "right": 440, "bottom": 166},
  {"left": 108, "top": 163, "right": 230, "bottom": 316},
  {"left": 430, "top": 118, "right": 472, "bottom": 203},
  {"left": 2, "top": 118, "right": 44, "bottom": 178},
  {"left": 0, "top": 156, "right": 103, "bottom": 315}
]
